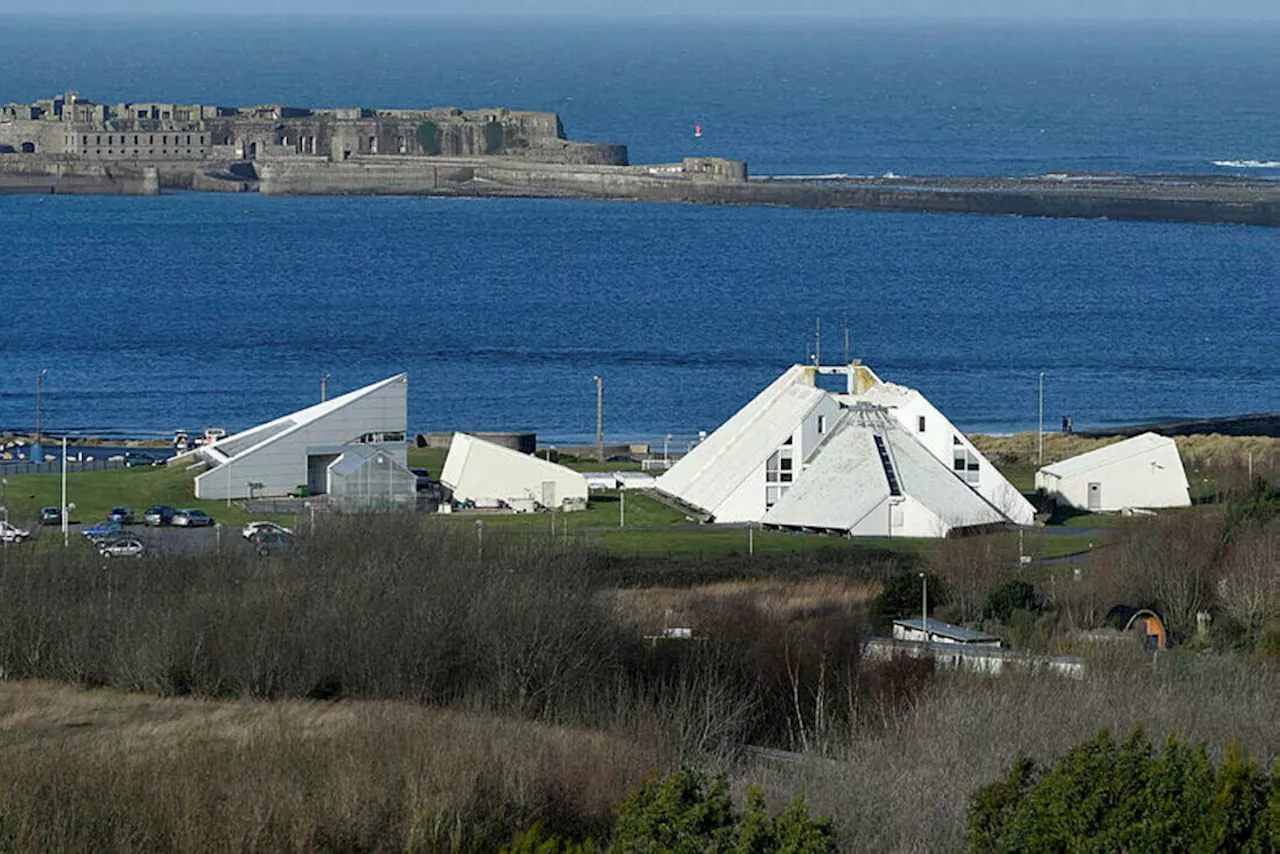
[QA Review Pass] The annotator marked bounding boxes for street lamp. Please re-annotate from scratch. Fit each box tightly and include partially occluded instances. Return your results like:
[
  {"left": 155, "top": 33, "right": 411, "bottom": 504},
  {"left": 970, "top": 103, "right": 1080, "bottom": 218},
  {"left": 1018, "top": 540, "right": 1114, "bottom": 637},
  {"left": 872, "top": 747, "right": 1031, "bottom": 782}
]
[
  {"left": 592, "top": 375, "right": 604, "bottom": 463},
  {"left": 35, "top": 368, "right": 48, "bottom": 446},
  {"left": 321, "top": 372, "right": 332, "bottom": 402},
  {"left": 1038, "top": 371, "right": 1046, "bottom": 468},
  {"left": 919, "top": 572, "right": 929, "bottom": 639}
]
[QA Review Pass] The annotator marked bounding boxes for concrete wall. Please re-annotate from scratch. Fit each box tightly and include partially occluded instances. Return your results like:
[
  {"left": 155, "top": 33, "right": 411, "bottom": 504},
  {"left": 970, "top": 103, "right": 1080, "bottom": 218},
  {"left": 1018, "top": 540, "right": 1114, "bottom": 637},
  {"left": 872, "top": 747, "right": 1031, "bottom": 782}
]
[{"left": 0, "top": 156, "right": 159, "bottom": 194}]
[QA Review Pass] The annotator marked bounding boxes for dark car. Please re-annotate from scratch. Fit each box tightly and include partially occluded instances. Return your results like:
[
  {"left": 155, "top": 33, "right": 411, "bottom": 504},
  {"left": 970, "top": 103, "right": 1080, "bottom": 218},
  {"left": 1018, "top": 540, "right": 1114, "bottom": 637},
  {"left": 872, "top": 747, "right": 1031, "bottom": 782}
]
[
  {"left": 107, "top": 506, "right": 135, "bottom": 525},
  {"left": 83, "top": 520, "right": 125, "bottom": 540},
  {"left": 39, "top": 506, "right": 62, "bottom": 526},
  {"left": 250, "top": 528, "right": 296, "bottom": 556},
  {"left": 172, "top": 508, "right": 214, "bottom": 527},
  {"left": 143, "top": 505, "right": 176, "bottom": 526}
]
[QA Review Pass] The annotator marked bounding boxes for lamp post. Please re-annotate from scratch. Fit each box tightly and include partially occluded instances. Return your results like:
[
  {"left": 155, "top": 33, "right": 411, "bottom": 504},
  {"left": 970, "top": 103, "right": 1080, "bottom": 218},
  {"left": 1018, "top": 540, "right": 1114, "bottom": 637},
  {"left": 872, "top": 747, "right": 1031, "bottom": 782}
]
[
  {"left": 592, "top": 375, "right": 604, "bottom": 463},
  {"left": 919, "top": 572, "right": 928, "bottom": 640},
  {"left": 1, "top": 476, "right": 6, "bottom": 524},
  {"left": 321, "top": 373, "right": 332, "bottom": 402},
  {"left": 35, "top": 368, "right": 48, "bottom": 446},
  {"left": 664, "top": 433, "right": 672, "bottom": 465},
  {"left": 1038, "top": 371, "right": 1045, "bottom": 468},
  {"left": 61, "top": 436, "right": 69, "bottom": 547}
]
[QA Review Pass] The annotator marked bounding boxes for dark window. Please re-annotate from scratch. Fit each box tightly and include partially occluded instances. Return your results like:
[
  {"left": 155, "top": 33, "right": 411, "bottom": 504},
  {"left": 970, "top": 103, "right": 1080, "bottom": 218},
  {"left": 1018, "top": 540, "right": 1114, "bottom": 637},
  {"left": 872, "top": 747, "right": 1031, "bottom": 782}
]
[{"left": 918, "top": 415, "right": 927, "bottom": 432}]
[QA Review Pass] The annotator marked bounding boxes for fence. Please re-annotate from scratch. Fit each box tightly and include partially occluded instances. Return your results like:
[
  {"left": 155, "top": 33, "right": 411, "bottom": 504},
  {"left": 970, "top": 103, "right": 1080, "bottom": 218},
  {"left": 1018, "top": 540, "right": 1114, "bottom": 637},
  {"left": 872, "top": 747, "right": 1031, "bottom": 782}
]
[{"left": 0, "top": 459, "right": 129, "bottom": 477}]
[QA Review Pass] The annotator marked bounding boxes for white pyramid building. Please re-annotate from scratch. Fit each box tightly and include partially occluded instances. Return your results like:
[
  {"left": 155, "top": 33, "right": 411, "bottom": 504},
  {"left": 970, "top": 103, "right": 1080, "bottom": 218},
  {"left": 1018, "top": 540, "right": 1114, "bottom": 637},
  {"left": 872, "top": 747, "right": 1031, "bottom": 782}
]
[{"left": 656, "top": 363, "right": 1034, "bottom": 537}]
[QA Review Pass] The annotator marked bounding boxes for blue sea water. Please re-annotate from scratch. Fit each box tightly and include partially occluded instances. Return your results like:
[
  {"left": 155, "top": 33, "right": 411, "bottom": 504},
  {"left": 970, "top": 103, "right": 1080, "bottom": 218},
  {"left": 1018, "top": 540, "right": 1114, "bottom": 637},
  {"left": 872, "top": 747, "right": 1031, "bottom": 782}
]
[{"left": 1, "top": 17, "right": 1277, "bottom": 443}]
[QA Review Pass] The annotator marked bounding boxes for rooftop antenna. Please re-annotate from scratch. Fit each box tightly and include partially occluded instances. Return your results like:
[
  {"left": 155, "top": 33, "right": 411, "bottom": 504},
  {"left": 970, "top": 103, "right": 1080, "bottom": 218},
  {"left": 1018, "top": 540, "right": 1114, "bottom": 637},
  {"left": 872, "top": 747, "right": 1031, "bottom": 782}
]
[
  {"left": 815, "top": 318, "right": 822, "bottom": 367},
  {"left": 844, "top": 320, "right": 851, "bottom": 365}
]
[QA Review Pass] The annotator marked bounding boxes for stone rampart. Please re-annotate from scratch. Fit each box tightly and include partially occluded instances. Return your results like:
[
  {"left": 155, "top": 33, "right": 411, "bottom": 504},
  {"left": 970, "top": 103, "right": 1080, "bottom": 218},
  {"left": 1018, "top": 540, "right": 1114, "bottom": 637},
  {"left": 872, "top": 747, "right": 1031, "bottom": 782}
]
[{"left": 0, "top": 155, "right": 158, "bottom": 194}]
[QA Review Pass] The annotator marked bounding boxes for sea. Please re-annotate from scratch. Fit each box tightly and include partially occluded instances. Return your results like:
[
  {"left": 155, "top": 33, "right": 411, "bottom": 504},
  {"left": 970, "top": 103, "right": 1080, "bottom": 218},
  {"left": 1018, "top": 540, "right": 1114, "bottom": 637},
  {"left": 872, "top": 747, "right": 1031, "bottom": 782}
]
[{"left": 1, "top": 16, "right": 1277, "bottom": 446}]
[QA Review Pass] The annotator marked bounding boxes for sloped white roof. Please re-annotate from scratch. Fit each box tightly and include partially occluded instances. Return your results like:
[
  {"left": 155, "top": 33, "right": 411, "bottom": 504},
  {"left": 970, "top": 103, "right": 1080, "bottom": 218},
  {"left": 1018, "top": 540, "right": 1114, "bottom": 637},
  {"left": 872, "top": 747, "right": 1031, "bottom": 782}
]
[
  {"left": 656, "top": 365, "right": 825, "bottom": 516},
  {"left": 763, "top": 405, "right": 1004, "bottom": 532},
  {"left": 441, "top": 432, "right": 588, "bottom": 503},
  {"left": 182, "top": 374, "right": 408, "bottom": 466},
  {"left": 1039, "top": 433, "right": 1179, "bottom": 479}
]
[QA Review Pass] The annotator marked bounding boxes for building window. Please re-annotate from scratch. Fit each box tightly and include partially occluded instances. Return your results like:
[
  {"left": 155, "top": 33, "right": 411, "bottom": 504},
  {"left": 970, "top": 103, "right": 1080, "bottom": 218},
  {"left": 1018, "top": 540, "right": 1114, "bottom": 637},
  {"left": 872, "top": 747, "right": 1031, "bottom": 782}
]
[
  {"left": 918, "top": 415, "right": 927, "bottom": 432},
  {"left": 953, "top": 448, "right": 981, "bottom": 485},
  {"left": 817, "top": 415, "right": 827, "bottom": 434},
  {"left": 765, "top": 445, "right": 794, "bottom": 507}
]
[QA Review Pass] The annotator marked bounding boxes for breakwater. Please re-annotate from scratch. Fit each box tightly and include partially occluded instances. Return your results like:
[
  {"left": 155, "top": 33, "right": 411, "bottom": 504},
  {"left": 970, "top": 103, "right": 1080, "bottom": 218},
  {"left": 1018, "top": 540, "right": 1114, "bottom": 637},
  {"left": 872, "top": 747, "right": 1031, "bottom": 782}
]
[{"left": 3, "top": 151, "right": 1278, "bottom": 226}]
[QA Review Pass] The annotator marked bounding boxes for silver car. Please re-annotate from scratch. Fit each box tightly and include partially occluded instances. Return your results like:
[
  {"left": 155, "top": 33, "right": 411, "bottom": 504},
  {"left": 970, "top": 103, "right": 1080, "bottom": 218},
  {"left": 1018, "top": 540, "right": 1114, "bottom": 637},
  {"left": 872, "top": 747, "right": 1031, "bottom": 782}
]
[{"left": 99, "top": 537, "right": 145, "bottom": 558}]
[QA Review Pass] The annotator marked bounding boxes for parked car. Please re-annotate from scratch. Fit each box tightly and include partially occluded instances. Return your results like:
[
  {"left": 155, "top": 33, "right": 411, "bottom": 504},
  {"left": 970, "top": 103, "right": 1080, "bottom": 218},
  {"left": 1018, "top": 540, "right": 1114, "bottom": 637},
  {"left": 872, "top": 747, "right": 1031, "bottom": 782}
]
[
  {"left": 0, "top": 521, "right": 31, "bottom": 543},
  {"left": 411, "top": 468, "right": 431, "bottom": 490},
  {"left": 98, "top": 537, "right": 145, "bottom": 558},
  {"left": 39, "top": 506, "right": 62, "bottom": 526},
  {"left": 143, "top": 505, "right": 176, "bottom": 527},
  {"left": 172, "top": 508, "right": 214, "bottom": 527},
  {"left": 241, "top": 520, "right": 293, "bottom": 540},
  {"left": 107, "top": 506, "right": 135, "bottom": 525},
  {"left": 250, "top": 529, "right": 296, "bottom": 556},
  {"left": 83, "top": 520, "right": 125, "bottom": 540}
]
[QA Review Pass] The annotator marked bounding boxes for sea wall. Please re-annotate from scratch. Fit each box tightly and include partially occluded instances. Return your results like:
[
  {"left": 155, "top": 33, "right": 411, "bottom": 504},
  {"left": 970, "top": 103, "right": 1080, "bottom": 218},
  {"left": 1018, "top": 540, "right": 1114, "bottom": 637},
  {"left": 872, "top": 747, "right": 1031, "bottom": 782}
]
[
  {"left": 256, "top": 156, "right": 1280, "bottom": 227},
  {"left": 0, "top": 155, "right": 159, "bottom": 195}
]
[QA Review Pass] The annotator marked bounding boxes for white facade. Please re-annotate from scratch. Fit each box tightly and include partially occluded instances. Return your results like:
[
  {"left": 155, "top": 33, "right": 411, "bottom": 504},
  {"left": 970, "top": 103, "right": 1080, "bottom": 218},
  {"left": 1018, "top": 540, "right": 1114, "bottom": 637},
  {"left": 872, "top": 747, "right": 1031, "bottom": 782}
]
[
  {"left": 182, "top": 374, "right": 408, "bottom": 500},
  {"left": 441, "top": 432, "right": 588, "bottom": 508},
  {"left": 656, "top": 363, "right": 1034, "bottom": 537},
  {"left": 1035, "top": 432, "right": 1191, "bottom": 512}
]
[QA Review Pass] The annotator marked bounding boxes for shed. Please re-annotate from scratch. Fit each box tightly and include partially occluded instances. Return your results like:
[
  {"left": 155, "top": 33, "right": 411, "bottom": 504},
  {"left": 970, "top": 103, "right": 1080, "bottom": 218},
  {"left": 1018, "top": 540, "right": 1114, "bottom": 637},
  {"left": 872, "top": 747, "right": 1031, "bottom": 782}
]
[
  {"left": 892, "top": 618, "right": 1002, "bottom": 647},
  {"left": 1035, "top": 433, "right": 1190, "bottom": 512}
]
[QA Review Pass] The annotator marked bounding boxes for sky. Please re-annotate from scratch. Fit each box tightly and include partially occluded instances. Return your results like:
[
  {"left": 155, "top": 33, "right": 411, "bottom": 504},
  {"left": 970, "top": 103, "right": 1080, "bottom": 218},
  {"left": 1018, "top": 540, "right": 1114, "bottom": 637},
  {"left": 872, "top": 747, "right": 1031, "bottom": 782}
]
[{"left": 4, "top": 0, "right": 1278, "bottom": 19}]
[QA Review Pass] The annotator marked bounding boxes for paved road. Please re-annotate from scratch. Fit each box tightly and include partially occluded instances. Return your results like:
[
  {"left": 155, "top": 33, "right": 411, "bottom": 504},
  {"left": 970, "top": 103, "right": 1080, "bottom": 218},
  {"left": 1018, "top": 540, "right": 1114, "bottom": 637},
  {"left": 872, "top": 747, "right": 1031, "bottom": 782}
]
[{"left": 17, "top": 521, "right": 265, "bottom": 559}]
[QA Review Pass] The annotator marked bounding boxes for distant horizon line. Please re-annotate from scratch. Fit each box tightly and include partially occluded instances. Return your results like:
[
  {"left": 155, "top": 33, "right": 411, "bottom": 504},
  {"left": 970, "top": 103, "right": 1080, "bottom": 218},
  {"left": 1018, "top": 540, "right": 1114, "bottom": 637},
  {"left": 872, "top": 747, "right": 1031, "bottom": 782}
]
[{"left": 5, "top": 11, "right": 1280, "bottom": 24}]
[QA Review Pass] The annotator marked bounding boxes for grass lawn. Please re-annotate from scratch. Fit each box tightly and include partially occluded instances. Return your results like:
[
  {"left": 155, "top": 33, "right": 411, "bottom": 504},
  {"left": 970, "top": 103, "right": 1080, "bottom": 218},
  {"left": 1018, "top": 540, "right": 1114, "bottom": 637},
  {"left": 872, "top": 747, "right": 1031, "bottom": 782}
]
[{"left": 0, "top": 465, "right": 289, "bottom": 529}]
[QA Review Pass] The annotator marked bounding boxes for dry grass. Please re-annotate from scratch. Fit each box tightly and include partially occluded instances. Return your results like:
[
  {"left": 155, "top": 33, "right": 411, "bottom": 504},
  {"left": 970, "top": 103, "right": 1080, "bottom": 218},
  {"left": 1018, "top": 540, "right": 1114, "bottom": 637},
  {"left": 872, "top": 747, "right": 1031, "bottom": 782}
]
[
  {"left": 610, "top": 576, "right": 881, "bottom": 630},
  {"left": 736, "top": 655, "right": 1280, "bottom": 853},
  {"left": 0, "top": 680, "right": 660, "bottom": 853}
]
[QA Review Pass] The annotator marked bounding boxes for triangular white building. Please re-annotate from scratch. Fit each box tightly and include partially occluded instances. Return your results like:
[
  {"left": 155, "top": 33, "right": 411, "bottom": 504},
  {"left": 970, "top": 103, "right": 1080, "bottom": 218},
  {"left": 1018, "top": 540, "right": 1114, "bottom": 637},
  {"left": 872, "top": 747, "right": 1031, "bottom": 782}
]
[
  {"left": 178, "top": 374, "right": 411, "bottom": 504},
  {"left": 656, "top": 363, "right": 1034, "bottom": 537},
  {"left": 1035, "top": 432, "right": 1190, "bottom": 511},
  {"left": 441, "top": 432, "right": 588, "bottom": 509}
]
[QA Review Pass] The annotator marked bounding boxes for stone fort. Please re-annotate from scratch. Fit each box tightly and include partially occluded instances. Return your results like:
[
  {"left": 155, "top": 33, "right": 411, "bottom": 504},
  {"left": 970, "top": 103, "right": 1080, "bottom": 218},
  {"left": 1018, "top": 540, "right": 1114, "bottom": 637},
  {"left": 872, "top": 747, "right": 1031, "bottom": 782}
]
[{"left": 0, "top": 91, "right": 628, "bottom": 178}]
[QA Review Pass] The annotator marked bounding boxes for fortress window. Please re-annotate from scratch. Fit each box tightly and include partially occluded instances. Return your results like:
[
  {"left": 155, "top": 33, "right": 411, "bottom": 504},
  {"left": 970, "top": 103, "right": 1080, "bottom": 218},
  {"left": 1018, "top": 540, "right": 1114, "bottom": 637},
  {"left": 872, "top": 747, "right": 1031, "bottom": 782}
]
[
  {"left": 162, "top": 135, "right": 168, "bottom": 144},
  {"left": 149, "top": 135, "right": 154, "bottom": 144},
  {"left": 186, "top": 134, "right": 191, "bottom": 144},
  {"left": 82, "top": 135, "right": 87, "bottom": 145},
  {"left": 134, "top": 135, "right": 139, "bottom": 144},
  {"left": 199, "top": 135, "right": 205, "bottom": 144},
  {"left": 95, "top": 135, "right": 101, "bottom": 144}
]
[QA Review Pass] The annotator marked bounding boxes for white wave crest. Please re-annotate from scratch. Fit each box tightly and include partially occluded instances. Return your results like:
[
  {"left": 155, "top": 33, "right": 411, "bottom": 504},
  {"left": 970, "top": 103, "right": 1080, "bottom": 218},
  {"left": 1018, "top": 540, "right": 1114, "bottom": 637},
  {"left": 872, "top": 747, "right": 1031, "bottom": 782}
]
[{"left": 1212, "top": 159, "right": 1280, "bottom": 168}]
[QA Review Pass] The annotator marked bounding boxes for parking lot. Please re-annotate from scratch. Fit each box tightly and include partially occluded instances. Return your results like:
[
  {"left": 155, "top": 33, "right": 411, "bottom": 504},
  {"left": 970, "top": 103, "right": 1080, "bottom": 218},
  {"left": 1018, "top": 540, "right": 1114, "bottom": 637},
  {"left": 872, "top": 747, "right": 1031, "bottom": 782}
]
[{"left": 15, "top": 520, "right": 293, "bottom": 559}]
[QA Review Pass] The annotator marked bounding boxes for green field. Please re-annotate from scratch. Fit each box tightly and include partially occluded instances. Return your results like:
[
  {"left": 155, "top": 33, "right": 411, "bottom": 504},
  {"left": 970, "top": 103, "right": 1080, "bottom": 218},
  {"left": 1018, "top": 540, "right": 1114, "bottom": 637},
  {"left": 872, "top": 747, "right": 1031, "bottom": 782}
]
[
  {"left": 0, "top": 465, "right": 289, "bottom": 530},
  {"left": 1, "top": 461, "right": 1097, "bottom": 560}
]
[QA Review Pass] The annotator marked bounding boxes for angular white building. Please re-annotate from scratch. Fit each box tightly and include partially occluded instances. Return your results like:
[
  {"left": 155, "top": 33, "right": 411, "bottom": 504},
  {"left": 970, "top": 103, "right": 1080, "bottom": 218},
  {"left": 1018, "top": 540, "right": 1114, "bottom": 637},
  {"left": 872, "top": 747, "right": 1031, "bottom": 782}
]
[
  {"left": 656, "top": 363, "right": 1034, "bottom": 537},
  {"left": 179, "top": 374, "right": 412, "bottom": 505},
  {"left": 441, "top": 432, "right": 588, "bottom": 509},
  {"left": 1035, "top": 432, "right": 1191, "bottom": 512}
]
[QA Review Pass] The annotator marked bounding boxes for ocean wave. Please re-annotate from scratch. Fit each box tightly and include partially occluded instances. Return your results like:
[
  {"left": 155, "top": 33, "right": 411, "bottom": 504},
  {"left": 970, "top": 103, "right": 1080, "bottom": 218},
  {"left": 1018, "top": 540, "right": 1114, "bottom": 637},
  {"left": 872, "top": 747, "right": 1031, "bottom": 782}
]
[{"left": 1212, "top": 159, "right": 1280, "bottom": 168}]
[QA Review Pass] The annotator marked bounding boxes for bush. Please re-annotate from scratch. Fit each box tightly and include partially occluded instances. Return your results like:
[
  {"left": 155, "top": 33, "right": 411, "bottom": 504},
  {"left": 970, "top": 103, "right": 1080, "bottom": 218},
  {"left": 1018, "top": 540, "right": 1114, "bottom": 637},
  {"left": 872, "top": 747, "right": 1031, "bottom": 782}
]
[
  {"left": 608, "top": 767, "right": 836, "bottom": 853},
  {"left": 872, "top": 572, "right": 945, "bottom": 624},
  {"left": 966, "top": 728, "right": 1276, "bottom": 852},
  {"left": 983, "top": 579, "right": 1040, "bottom": 623}
]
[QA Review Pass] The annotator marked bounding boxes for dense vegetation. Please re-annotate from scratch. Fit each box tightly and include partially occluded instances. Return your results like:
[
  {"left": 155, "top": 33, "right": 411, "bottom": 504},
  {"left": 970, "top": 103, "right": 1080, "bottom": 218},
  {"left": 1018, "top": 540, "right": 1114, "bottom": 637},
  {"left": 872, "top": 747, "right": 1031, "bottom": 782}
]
[{"left": 967, "top": 729, "right": 1279, "bottom": 852}]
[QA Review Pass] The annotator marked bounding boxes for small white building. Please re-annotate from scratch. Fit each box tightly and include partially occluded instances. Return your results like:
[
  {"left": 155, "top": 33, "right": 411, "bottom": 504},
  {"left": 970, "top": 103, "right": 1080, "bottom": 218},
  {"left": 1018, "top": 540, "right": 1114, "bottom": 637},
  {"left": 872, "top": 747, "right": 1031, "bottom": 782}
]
[
  {"left": 892, "top": 618, "right": 1002, "bottom": 646},
  {"left": 655, "top": 362, "right": 1034, "bottom": 537},
  {"left": 1035, "top": 432, "right": 1191, "bottom": 512},
  {"left": 441, "top": 432, "right": 588, "bottom": 509},
  {"left": 178, "top": 374, "right": 410, "bottom": 503}
]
